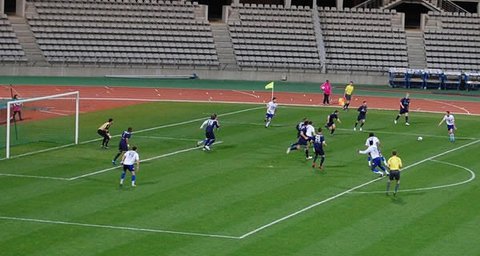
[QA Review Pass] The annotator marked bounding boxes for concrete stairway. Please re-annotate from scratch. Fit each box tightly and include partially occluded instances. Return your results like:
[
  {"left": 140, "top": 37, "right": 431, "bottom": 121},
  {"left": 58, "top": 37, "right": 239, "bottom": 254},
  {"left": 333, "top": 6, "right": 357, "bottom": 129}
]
[
  {"left": 7, "top": 16, "right": 48, "bottom": 66},
  {"left": 405, "top": 30, "right": 426, "bottom": 69},
  {"left": 210, "top": 22, "right": 238, "bottom": 71}
]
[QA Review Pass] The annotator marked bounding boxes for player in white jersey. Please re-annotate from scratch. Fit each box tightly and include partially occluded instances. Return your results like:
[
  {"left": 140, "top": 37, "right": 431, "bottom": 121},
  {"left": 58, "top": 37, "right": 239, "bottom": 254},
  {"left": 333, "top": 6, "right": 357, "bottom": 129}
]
[
  {"left": 364, "top": 132, "right": 387, "bottom": 166},
  {"left": 265, "top": 97, "right": 278, "bottom": 128},
  {"left": 120, "top": 146, "right": 140, "bottom": 187},
  {"left": 304, "top": 121, "right": 316, "bottom": 160},
  {"left": 359, "top": 141, "right": 388, "bottom": 177},
  {"left": 438, "top": 111, "right": 456, "bottom": 142}
]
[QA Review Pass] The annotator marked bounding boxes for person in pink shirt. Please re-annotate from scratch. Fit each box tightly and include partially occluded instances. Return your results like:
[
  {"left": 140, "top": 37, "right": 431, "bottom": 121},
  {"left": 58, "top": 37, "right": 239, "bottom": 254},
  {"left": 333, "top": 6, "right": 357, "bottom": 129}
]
[
  {"left": 11, "top": 94, "right": 23, "bottom": 121},
  {"left": 320, "top": 80, "right": 332, "bottom": 105}
]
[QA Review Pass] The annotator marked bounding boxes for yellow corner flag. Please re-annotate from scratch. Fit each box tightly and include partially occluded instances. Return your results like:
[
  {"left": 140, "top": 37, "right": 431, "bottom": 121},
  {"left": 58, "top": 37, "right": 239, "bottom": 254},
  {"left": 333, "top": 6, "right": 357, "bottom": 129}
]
[{"left": 265, "top": 81, "right": 274, "bottom": 90}]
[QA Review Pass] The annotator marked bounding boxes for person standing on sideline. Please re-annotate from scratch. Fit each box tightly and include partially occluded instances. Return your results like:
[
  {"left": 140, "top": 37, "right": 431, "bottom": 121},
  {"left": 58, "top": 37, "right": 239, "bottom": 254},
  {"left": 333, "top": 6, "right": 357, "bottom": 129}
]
[
  {"left": 386, "top": 150, "right": 402, "bottom": 196},
  {"left": 343, "top": 81, "right": 354, "bottom": 110},
  {"left": 354, "top": 101, "right": 368, "bottom": 131},
  {"left": 320, "top": 80, "right": 332, "bottom": 105},
  {"left": 198, "top": 113, "right": 220, "bottom": 151},
  {"left": 98, "top": 118, "right": 113, "bottom": 149},
  {"left": 120, "top": 146, "right": 140, "bottom": 187},
  {"left": 265, "top": 97, "right": 278, "bottom": 128},
  {"left": 359, "top": 140, "right": 389, "bottom": 177},
  {"left": 325, "top": 110, "right": 341, "bottom": 135},
  {"left": 438, "top": 111, "right": 456, "bottom": 142},
  {"left": 394, "top": 93, "right": 410, "bottom": 125},
  {"left": 312, "top": 128, "right": 327, "bottom": 169},
  {"left": 112, "top": 127, "right": 133, "bottom": 165},
  {"left": 11, "top": 94, "right": 23, "bottom": 121}
]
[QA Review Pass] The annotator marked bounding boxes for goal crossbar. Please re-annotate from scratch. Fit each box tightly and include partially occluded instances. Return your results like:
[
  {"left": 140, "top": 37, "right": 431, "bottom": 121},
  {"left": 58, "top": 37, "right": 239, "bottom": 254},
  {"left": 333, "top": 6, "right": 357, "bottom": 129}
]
[{"left": 5, "top": 91, "right": 80, "bottom": 159}]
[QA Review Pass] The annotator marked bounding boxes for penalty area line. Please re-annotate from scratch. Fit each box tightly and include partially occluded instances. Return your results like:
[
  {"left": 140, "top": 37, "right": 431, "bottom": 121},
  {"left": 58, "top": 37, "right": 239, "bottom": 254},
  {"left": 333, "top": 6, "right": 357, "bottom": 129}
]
[
  {"left": 68, "top": 141, "right": 223, "bottom": 181},
  {"left": 0, "top": 216, "right": 240, "bottom": 240},
  {"left": 238, "top": 139, "right": 480, "bottom": 239}
]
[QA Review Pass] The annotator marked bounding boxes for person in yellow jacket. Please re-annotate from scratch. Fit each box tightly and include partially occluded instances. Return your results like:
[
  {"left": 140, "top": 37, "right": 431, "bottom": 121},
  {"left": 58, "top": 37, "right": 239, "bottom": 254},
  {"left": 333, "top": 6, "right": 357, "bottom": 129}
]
[
  {"left": 386, "top": 151, "right": 403, "bottom": 196},
  {"left": 343, "top": 81, "right": 354, "bottom": 110}
]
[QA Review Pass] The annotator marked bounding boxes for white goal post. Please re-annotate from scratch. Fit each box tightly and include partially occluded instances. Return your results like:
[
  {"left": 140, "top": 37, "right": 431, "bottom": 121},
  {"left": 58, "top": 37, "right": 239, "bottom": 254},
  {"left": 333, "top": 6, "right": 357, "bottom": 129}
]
[{"left": 5, "top": 91, "right": 80, "bottom": 159}]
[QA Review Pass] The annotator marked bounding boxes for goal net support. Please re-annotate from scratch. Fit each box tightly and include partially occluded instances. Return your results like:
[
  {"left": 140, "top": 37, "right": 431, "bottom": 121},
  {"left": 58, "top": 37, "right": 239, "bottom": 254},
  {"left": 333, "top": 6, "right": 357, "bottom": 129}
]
[{"left": 3, "top": 91, "right": 79, "bottom": 159}]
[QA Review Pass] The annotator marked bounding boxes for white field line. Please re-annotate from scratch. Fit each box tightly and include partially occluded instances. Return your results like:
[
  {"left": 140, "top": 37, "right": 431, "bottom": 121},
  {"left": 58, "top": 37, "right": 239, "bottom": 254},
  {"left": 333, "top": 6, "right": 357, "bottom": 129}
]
[
  {"left": 79, "top": 106, "right": 263, "bottom": 144},
  {"left": 38, "top": 109, "right": 69, "bottom": 116},
  {"left": 67, "top": 141, "right": 223, "bottom": 181},
  {"left": 351, "top": 159, "right": 475, "bottom": 194},
  {"left": 335, "top": 128, "right": 479, "bottom": 140},
  {"left": 231, "top": 90, "right": 260, "bottom": 98},
  {"left": 134, "top": 135, "right": 198, "bottom": 142},
  {"left": 424, "top": 98, "right": 471, "bottom": 115},
  {"left": 0, "top": 216, "right": 240, "bottom": 240},
  {"left": 237, "top": 139, "right": 479, "bottom": 239},
  {"left": 0, "top": 173, "right": 69, "bottom": 180},
  {"left": 0, "top": 106, "right": 262, "bottom": 161}
]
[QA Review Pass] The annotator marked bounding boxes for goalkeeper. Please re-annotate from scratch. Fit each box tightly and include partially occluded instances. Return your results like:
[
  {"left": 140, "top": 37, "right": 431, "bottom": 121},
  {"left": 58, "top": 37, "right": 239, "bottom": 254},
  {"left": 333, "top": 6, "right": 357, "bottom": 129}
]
[
  {"left": 113, "top": 127, "right": 133, "bottom": 165},
  {"left": 97, "top": 118, "right": 113, "bottom": 149}
]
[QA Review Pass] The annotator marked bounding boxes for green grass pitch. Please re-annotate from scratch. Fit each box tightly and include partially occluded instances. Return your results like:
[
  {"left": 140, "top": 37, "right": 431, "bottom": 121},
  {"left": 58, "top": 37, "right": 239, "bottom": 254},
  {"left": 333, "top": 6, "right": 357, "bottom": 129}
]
[{"left": 0, "top": 101, "right": 479, "bottom": 256}]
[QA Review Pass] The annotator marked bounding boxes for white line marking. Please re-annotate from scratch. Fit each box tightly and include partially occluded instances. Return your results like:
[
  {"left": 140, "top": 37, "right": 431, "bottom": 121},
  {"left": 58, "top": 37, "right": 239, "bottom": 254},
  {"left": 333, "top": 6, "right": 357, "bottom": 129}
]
[
  {"left": 351, "top": 159, "right": 476, "bottom": 194},
  {"left": 231, "top": 90, "right": 260, "bottom": 98},
  {"left": 424, "top": 98, "right": 471, "bottom": 115},
  {"left": 0, "top": 173, "right": 69, "bottom": 180},
  {"left": 38, "top": 109, "right": 69, "bottom": 116},
  {"left": 336, "top": 128, "right": 478, "bottom": 140},
  {"left": 238, "top": 139, "right": 480, "bottom": 239},
  {"left": 0, "top": 106, "right": 262, "bottom": 161},
  {"left": 0, "top": 216, "right": 240, "bottom": 240},
  {"left": 134, "top": 135, "right": 198, "bottom": 142},
  {"left": 68, "top": 142, "right": 223, "bottom": 181}
]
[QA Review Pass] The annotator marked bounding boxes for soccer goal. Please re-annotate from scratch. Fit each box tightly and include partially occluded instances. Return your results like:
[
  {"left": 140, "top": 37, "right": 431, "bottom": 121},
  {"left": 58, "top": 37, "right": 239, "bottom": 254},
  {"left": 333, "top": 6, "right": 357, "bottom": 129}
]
[{"left": 2, "top": 91, "right": 79, "bottom": 159}]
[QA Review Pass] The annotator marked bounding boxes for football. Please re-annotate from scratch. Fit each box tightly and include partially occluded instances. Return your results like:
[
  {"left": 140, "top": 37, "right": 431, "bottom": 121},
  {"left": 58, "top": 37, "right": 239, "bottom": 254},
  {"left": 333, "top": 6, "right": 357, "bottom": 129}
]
[{"left": 417, "top": 136, "right": 423, "bottom": 141}]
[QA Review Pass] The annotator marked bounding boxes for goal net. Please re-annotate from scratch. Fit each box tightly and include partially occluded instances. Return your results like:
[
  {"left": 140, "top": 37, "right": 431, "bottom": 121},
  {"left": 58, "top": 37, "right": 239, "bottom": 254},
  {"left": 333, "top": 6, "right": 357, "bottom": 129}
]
[{"left": 0, "top": 91, "right": 79, "bottom": 159}]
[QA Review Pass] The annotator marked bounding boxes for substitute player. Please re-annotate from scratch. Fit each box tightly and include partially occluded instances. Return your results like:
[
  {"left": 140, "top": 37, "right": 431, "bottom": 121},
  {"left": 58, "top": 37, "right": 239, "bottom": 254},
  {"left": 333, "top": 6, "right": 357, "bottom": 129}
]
[
  {"left": 120, "top": 146, "right": 140, "bottom": 187},
  {"left": 198, "top": 113, "right": 220, "bottom": 151},
  {"left": 342, "top": 81, "right": 354, "bottom": 111},
  {"left": 386, "top": 150, "right": 402, "bottom": 196},
  {"left": 98, "top": 118, "right": 113, "bottom": 149},
  {"left": 265, "top": 97, "right": 278, "bottom": 128},
  {"left": 325, "top": 110, "right": 341, "bottom": 135},
  {"left": 354, "top": 101, "right": 367, "bottom": 131},
  {"left": 112, "top": 127, "right": 133, "bottom": 165},
  {"left": 394, "top": 93, "right": 410, "bottom": 126},
  {"left": 438, "top": 111, "right": 456, "bottom": 142},
  {"left": 312, "top": 128, "right": 327, "bottom": 169}
]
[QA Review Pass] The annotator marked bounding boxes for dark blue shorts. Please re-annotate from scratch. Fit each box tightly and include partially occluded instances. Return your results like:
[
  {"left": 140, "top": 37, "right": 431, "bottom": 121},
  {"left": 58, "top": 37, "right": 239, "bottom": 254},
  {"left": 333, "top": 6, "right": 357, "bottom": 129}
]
[
  {"left": 119, "top": 141, "right": 128, "bottom": 151},
  {"left": 357, "top": 114, "right": 366, "bottom": 121},
  {"left": 123, "top": 164, "right": 135, "bottom": 172},
  {"left": 399, "top": 108, "right": 409, "bottom": 114},
  {"left": 206, "top": 131, "right": 215, "bottom": 140},
  {"left": 447, "top": 125, "right": 455, "bottom": 131}
]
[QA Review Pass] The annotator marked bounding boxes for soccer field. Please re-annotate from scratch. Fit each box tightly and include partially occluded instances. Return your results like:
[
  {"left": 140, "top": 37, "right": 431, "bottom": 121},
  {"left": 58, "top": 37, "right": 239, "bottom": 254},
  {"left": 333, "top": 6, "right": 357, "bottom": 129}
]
[{"left": 0, "top": 101, "right": 479, "bottom": 256}]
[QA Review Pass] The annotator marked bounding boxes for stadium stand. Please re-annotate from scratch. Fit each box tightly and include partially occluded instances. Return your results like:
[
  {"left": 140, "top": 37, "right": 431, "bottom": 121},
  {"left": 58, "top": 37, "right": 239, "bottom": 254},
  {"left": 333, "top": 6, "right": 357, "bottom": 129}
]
[
  {"left": 424, "top": 11, "right": 480, "bottom": 72},
  {"left": 0, "top": 14, "right": 27, "bottom": 63},
  {"left": 227, "top": 4, "right": 322, "bottom": 71},
  {"left": 319, "top": 7, "right": 408, "bottom": 73},
  {"left": 25, "top": 0, "right": 219, "bottom": 67}
]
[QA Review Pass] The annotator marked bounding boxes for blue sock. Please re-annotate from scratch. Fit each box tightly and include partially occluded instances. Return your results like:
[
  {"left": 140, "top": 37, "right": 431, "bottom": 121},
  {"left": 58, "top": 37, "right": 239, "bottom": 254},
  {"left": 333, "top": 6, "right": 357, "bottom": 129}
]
[
  {"left": 120, "top": 172, "right": 126, "bottom": 180},
  {"left": 132, "top": 175, "right": 136, "bottom": 183},
  {"left": 208, "top": 139, "right": 215, "bottom": 146}
]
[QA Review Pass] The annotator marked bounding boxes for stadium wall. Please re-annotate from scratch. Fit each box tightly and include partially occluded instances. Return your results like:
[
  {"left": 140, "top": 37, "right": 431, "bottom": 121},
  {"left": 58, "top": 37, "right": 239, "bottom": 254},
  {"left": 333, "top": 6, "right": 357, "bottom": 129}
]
[{"left": 0, "top": 66, "right": 389, "bottom": 85}]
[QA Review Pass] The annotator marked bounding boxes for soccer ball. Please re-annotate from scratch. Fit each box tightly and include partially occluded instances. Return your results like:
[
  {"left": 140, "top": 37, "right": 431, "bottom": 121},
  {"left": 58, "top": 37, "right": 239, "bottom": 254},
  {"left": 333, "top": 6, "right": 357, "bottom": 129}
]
[{"left": 417, "top": 136, "right": 423, "bottom": 141}]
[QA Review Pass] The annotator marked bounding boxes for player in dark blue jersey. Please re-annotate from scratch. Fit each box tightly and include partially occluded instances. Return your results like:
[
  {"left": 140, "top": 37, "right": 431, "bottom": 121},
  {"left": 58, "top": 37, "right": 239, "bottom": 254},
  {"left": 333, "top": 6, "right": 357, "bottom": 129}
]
[
  {"left": 112, "top": 127, "right": 133, "bottom": 165},
  {"left": 198, "top": 114, "right": 220, "bottom": 151},
  {"left": 296, "top": 117, "right": 308, "bottom": 138},
  {"left": 287, "top": 120, "right": 312, "bottom": 159},
  {"left": 394, "top": 93, "right": 410, "bottom": 126},
  {"left": 325, "top": 110, "right": 341, "bottom": 135},
  {"left": 312, "top": 128, "right": 327, "bottom": 169},
  {"left": 354, "top": 101, "right": 368, "bottom": 131}
]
